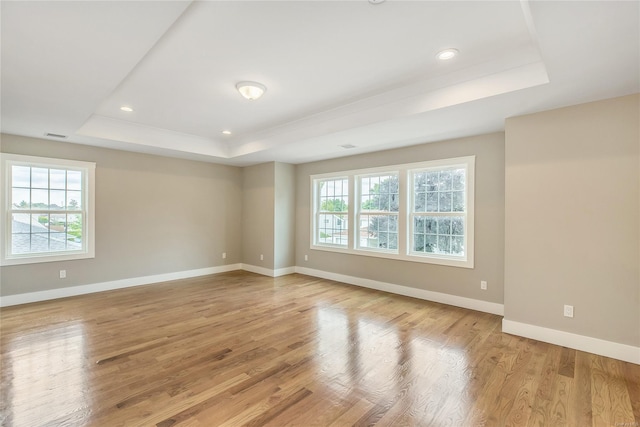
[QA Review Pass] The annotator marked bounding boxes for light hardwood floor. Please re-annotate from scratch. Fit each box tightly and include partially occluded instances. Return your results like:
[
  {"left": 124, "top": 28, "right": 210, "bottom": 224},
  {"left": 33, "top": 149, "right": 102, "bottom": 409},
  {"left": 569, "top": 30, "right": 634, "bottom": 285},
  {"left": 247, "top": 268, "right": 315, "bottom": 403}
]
[{"left": 1, "top": 271, "right": 639, "bottom": 426}]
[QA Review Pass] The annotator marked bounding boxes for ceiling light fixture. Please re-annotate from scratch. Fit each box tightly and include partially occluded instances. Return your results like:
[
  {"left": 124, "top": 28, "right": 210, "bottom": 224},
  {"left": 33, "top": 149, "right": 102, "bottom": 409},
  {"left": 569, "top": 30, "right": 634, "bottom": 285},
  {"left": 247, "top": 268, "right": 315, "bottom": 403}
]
[
  {"left": 221, "top": 130, "right": 232, "bottom": 135},
  {"left": 436, "top": 48, "right": 459, "bottom": 61},
  {"left": 120, "top": 106, "right": 134, "bottom": 112},
  {"left": 236, "top": 81, "right": 267, "bottom": 100}
]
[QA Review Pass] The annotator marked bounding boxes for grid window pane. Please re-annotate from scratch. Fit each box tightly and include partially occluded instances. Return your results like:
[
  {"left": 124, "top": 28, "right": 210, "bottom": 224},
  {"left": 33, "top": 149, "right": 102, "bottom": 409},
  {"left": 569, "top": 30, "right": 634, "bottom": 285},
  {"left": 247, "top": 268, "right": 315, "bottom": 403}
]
[
  {"left": 316, "top": 177, "right": 349, "bottom": 247},
  {"left": 67, "top": 171, "right": 82, "bottom": 190},
  {"left": 452, "top": 191, "right": 465, "bottom": 212},
  {"left": 318, "top": 213, "right": 348, "bottom": 245},
  {"left": 50, "top": 169, "right": 66, "bottom": 190},
  {"left": 12, "top": 166, "right": 31, "bottom": 187},
  {"left": 67, "top": 214, "right": 83, "bottom": 248},
  {"left": 12, "top": 188, "right": 30, "bottom": 209},
  {"left": 438, "top": 192, "right": 452, "bottom": 212},
  {"left": 32, "top": 189, "right": 48, "bottom": 208},
  {"left": 358, "top": 173, "right": 398, "bottom": 253},
  {"left": 32, "top": 168, "right": 48, "bottom": 188},
  {"left": 360, "top": 214, "right": 398, "bottom": 250},
  {"left": 7, "top": 160, "right": 87, "bottom": 259},
  {"left": 452, "top": 169, "right": 465, "bottom": 191},
  {"left": 67, "top": 191, "right": 82, "bottom": 210},
  {"left": 439, "top": 171, "right": 452, "bottom": 191},
  {"left": 50, "top": 190, "right": 66, "bottom": 210},
  {"left": 412, "top": 215, "right": 465, "bottom": 256},
  {"left": 410, "top": 166, "right": 468, "bottom": 259},
  {"left": 360, "top": 174, "right": 398, "bottom": 212}
]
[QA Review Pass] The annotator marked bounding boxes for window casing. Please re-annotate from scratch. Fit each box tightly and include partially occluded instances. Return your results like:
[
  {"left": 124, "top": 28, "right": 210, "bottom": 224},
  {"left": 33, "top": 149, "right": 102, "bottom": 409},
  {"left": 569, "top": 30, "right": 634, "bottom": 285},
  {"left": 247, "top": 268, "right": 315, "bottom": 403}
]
[
  {"left": 314, "top": 177, "right": 349, "bottom": 248},
  {"left": 357, "top": 172, "right": 399, "bottom": 253},
  {"left": 1, "top": 154, "right": 96, "bottom": 266},
  {"left": 311, "top": 156, "right": 474, "bottom": 268}
]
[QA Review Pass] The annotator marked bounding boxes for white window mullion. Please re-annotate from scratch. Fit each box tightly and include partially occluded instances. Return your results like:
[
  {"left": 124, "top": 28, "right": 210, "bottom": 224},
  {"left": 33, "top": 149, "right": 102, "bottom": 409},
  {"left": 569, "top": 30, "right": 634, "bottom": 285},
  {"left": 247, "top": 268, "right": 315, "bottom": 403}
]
[{"left": 348, "top": 175, "right": 355, "bottom": 250}]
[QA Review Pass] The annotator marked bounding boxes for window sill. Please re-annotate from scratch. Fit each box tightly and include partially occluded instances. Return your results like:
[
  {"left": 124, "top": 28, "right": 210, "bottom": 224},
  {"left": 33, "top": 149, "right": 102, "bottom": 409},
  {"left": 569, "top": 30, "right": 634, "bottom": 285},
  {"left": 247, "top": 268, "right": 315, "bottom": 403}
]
[{"left": 1, "top": 251, "right": 94, "bottom": 266}]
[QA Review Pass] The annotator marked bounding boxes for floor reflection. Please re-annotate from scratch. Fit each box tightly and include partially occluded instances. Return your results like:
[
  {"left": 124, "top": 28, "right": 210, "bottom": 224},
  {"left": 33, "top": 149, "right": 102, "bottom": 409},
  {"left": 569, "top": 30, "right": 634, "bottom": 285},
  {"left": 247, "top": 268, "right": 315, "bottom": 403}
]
[
  {"left": 315, "top": 307, "right": 351, "bottom": 392},
  {"left": 2, "top": 321, "right": 89, "bottom": 426},
  {"left": 315, "top": 305, "right": 471, "bottom": 421}
]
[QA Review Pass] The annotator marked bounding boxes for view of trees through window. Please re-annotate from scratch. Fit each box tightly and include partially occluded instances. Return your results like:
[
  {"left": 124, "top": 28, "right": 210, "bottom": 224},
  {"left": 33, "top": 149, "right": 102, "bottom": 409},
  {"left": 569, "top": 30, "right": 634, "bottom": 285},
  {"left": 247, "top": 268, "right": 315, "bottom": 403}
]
[
  {"left": 359, "top": 174, "right": 398, "bottom": 250},
  {"left": 317, "top": 178, "right": 349, "bottom": 246},
  {"left": 412, "top": 168, "right": 466, "bottom": 256},
  {"left": 312, "top": 157, "right": 473, "bottom": 267}
]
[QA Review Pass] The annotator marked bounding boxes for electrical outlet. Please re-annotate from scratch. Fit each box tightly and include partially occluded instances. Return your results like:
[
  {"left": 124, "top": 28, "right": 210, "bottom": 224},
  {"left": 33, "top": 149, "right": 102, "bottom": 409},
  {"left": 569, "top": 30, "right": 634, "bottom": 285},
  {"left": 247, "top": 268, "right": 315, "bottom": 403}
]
[
  {"left": 222, "top": 252, "right": 226, "bottom": 259},
  {"left": 480, "top": 280, "right": 487, "bottom": 290},
  {"left": 260, "top": 254, "right": 264, "bottom": 261},
  {"left": 59, "top": 270, "right": 66, "bottom": 279},
  {"left": 564, "top": 305, "right": 574, "bottom": 318},
  {"left": 304, "top": 254, "right": 308, "bottom": 261}
]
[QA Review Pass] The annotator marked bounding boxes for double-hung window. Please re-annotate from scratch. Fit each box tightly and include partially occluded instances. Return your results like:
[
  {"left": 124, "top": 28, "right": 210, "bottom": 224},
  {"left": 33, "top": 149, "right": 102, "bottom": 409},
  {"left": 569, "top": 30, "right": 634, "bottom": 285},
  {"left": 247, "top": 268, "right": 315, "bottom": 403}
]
[
  {"left": 357, "top": 173, "right": 399, "bottom": 252},
  {"left": 311, "top": 156, "right": 474, "bottom": 268},
  {"left": 314, "top": 176, "right": 349, "bottom": 247},
  {"left": 1, "top": 153, "right": 96, "bottom": 266},
  {"left": 409, "top": 159, "right": 473, "bottom": 266}
]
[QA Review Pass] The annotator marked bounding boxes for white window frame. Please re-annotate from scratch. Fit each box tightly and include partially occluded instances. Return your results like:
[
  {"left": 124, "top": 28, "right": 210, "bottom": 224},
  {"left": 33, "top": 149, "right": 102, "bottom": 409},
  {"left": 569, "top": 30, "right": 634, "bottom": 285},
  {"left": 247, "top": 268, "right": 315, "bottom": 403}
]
[
  {"left": 310, "top": 156, "right": 474, "bottom": 268},
  {"left": 355, "top": 171, "right": 400, "bottom": 254},
  {"left": 1, "top": 153, "right": 96, "bottom": 266},
  {"left": 408, "top": 157, "right": 475, "bottom": 268},
  {"left": 312, "top": 176, "right": 350, "bottom": 249}
]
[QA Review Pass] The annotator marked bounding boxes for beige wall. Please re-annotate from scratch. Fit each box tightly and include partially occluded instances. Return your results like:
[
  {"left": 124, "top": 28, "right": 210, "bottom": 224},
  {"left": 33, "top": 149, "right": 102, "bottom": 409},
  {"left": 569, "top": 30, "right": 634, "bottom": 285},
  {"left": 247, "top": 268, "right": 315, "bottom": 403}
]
[
  {"left": 242, "top": 162, "right": 275, "bottom": 269},
  {"left": 504, "top": 94, "right": 640, "bottom": 346},
  {"left": 295, "top": 133, "right": 505, "bottom": 304},
  {"left": 0, "top": 134, "right": 243, "bottom": 296},
  {"left": 241, "top": 162, "right": 296, "bottom": 271},
  {"left": 274, "top": 162, "right": 296, "bottom": 270}
]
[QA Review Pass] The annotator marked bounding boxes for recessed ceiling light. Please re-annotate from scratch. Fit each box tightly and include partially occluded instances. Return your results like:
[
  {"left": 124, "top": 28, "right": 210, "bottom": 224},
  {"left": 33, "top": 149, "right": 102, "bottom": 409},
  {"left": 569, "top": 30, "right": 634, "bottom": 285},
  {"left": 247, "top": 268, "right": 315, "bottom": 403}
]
[
  {"left": 236, "top": 81, "right": 267, "bottom": 100},
  {"left": 369, "top": 0, "right": 385, "bottom": 4},
  {"left": 221, "top": 130, "right": 232, "bottom": 135},
  {"left": 340, "top": 144, "right": 357, "bottom": 149},
  {"left": 120, "top": 106, "right": 134, "bottom": 112},
  {"left": 436, "top": 48, "right": 459, "bottom": 61}
]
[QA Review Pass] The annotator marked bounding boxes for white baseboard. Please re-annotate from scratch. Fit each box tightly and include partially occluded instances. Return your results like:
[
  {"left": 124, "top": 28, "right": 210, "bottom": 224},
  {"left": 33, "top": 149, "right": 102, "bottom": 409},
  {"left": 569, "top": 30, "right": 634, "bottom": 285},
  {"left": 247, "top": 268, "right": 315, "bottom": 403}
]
[
  {"left": 0, "top": 264, "right": 242, "bottom": 307},
  {"left": 502, "top": 319, "right": 640, "bottom": 365},
  {"left": 294, "top": 266, "right": 504, "bottom": 316},
  {"left": 241, "top": 264, "right": 295, "bottom": 278}
]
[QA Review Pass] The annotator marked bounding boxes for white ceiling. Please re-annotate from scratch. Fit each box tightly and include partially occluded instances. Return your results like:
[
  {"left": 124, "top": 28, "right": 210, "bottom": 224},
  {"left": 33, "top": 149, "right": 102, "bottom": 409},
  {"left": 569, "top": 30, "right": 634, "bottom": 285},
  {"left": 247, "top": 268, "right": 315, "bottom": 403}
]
[{"left": 1, "top": 1, "right": 638, "bottom": 166}]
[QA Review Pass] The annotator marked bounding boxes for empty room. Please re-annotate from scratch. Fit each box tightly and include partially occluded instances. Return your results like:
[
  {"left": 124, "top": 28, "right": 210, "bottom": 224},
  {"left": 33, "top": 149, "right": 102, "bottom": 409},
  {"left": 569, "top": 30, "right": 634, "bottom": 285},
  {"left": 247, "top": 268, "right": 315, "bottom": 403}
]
[{"left": 1, "top": 1, "right": 639, "bottom": 426}]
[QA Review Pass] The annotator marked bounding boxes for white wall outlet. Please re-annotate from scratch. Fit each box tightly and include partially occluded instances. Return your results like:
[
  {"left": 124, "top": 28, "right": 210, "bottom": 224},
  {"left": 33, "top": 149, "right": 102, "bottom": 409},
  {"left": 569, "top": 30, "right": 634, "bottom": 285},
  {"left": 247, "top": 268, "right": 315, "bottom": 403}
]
[
  {"left": 59, "top": 270, "right": 66, "bottom": 279},
  {"left": 222, "top": 252, "right": 227, "bottom": 259},
  {"left": 304, "top": 254, "right": 308, "bottom": 261},
  {"left": 480, "top": 280, "right": 487, "bottom": 290},
  {"left": 260, "top": 254, "right": 264, "bottom": 261},
  {"left": 564, "top": 305, "right": 574, "bottom": 318}
]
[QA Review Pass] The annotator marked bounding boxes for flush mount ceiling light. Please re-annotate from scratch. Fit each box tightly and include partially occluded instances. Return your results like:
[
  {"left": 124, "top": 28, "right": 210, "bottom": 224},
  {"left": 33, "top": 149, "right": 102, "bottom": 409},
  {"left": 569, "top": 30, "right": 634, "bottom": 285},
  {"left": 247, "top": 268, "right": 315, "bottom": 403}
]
[
  {"left": 236, "top": 81, "right": 267, "bottom": 100},
  {"left": 120, "top": 106, "right": 134, "bottom": 112},
  {"left": 221, "top": 130, "right": 232, "bottom": 135},
  {"left": 436, "top": 48, "right": 459, "bottom": 61}
]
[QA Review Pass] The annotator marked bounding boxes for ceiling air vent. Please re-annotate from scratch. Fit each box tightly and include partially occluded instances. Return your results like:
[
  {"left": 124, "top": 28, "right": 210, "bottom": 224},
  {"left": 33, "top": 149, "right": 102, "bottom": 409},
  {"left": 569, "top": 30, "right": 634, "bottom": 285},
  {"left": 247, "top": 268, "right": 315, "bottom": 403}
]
[{"left": 45, "top": 132, "right": 67, "bottom": 139}]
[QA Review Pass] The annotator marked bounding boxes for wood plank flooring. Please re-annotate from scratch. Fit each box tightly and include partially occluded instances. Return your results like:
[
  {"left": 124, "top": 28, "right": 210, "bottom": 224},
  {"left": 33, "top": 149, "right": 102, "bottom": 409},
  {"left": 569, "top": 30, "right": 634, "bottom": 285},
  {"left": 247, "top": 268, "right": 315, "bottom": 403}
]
[{"left": 1, "top": 271, "right": 638, "bottom": 426}]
